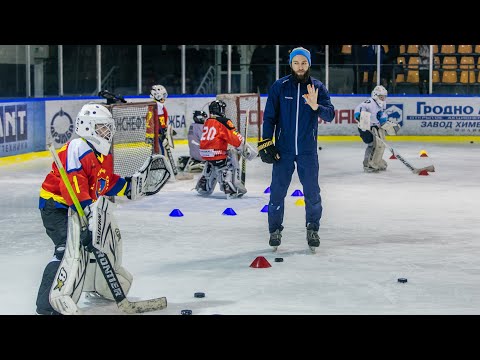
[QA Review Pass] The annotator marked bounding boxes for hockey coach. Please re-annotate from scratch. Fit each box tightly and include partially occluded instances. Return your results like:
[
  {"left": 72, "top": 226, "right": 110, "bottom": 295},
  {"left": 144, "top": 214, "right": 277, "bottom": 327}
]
[{"left": 257, "top": 46, "right": 335, "bottom": 251}]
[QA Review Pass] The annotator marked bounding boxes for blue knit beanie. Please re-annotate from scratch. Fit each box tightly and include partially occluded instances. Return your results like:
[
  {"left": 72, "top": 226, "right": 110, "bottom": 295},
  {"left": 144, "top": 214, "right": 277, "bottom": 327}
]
[{"left": 289, "top": 47, "right": 311, "bottom": 65}]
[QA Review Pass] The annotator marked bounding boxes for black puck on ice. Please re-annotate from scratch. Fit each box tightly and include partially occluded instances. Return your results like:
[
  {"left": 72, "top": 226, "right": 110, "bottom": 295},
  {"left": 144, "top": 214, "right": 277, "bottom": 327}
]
[
  {"left": 194, "top": 292, "right": 205, "bottom": 298},
  {"left": 470, "top": 141, "right": 474, "bottom": 144},
  {"left": 318, "top": 146, "right": 322, "bottom": 150},
  {"left": 397, "top": 278, "right": 408, "bottom": 283},
  {"left": 274, "top": 257, "right": 284, "bottom": 262},
  {"left": 181, "top": 309, "right": 192, "bottom": 315}
]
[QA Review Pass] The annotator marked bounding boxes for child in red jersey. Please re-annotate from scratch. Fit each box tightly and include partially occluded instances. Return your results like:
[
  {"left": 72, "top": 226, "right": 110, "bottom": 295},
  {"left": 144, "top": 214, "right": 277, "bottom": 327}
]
[
  {"left": 195, "top": 100, "right": 257, "bottom": 198},
  {"left": 36, "top": 103, "right": 133, "bottom": 315}
]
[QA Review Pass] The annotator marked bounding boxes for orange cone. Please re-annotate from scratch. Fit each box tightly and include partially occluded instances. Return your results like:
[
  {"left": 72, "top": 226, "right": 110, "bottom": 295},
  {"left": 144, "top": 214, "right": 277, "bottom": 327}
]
[{"left": 250, "top": 256, "right": 271, "bottom": 268}]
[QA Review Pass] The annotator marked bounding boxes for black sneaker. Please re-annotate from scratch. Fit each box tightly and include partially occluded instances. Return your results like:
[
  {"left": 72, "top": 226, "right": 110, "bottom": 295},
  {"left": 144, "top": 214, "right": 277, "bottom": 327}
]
[
  {"left": 269, "top": 229, "right": 282, "bottom": 247},
  {"left": 306, "top": 223, "right": 320, "bottom": 248}
]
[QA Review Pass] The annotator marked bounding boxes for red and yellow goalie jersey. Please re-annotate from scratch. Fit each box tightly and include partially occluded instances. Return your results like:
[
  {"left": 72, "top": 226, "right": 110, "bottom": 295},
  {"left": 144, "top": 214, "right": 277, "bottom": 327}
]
[
  {"left": 39, "top": 138, "right": 129, "bottom": 210},
  {"left": 146, "top": 103, "right": 169, "bottom": 140},
  {"left": 199, "top": 116, "right": 243, "bottom": 161}
]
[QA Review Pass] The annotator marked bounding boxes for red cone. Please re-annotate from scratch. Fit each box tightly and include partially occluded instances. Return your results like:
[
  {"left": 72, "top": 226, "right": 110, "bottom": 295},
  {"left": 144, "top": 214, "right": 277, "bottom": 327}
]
[
  {"left": 418, "top": 170, "right": 429, "bottom": 176},
  {"left": 420, "top": 153, "right": 428, "bottom": 157},
  {"left": 250, "top": 256, "right": 271, "bottom": 268},
  {"left": 389, "top": 154, "right": 397, "bottom": 159}
]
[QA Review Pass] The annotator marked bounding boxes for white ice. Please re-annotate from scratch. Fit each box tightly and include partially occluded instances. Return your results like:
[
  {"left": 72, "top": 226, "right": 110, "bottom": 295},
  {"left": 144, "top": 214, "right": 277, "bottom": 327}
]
[{"left": 1, "top": 140, "right": 479, "bottom": 315}]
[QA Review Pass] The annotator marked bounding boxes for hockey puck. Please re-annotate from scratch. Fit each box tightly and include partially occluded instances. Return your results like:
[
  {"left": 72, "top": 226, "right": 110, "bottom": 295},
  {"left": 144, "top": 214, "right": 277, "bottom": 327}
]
[
  {"left": 194, "top": 292, "right": 205, "bottom": 298},
  {"left": 274, "top": 257, "right": 284, "bottom": 262},
  {"left": 470, "top": 141, "right": 474, "bottom": 144},
  {"left": 318, "top": 146, "right": 322, "bottom": 150},
  {"left": 181, "top": 309, "right": 192, "bottom": 315},
  {"left": 397, "top": 278, "right": 408, "bottom": 283}
]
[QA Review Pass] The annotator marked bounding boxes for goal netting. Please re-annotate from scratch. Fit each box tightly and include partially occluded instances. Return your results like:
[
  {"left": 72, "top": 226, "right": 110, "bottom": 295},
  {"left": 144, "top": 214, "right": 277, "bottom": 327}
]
[
  {"left": 216, "top": 93, "right": 262, "bottom": 142},
  {"left": 106, "top": 101, "right": 159, "bottom": 178}
]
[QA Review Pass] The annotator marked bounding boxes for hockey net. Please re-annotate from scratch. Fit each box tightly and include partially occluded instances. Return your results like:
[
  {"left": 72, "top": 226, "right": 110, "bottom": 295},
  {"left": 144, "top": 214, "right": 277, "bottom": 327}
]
[
  {"left": 107, "top": 101, "right": 159, "bottom": 178},
  {"left": 216, "top": 93, "right": 262, "bottom": 142}
]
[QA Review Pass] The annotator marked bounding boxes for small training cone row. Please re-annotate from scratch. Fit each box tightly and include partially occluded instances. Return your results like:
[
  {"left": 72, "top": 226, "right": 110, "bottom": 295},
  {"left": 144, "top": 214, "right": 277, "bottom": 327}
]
[{"left": 250, "top": 256, "right": 271, "bottom": 268}]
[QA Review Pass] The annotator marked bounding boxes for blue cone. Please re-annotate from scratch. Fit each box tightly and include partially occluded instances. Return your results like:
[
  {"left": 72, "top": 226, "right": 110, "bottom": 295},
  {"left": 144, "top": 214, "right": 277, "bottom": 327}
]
[
  {"left": 264, "top": 186, "right": 271, "bottom": 194},
  {"left": 222, "top": 208, "right": 237, "bottom": 216},
  {"left": 260, "top": 205, "right": 269, "bottom": 212},
  {"left": 169, "top": 209, "right": 184, "bottom": 217},
  {"left": 291, "top": 189, "right": 304, "bottom": 196}
]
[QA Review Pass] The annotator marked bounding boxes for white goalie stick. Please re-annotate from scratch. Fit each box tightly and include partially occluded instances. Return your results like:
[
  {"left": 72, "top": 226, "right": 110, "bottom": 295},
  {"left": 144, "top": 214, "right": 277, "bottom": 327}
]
[
  {"left": 371, "top": 133, "right": 435, "bottom": 174},
  {"left": 47, "top": 143, "right": 167, "bottom": 314}
]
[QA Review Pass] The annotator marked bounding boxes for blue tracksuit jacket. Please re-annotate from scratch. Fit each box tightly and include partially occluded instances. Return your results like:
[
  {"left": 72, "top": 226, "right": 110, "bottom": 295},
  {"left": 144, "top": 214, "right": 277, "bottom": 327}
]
[{"left": 262, "top": 74, "right": 335, "bottom": 233}]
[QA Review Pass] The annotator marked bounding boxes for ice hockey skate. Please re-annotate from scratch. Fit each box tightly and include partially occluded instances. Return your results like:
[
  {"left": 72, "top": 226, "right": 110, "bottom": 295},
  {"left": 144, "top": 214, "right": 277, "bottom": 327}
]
[
  {"left": 306, "top": 223, "right": 320, "bottom": 253},
  {"left": 269, "top": 229, "right": 282, "bottom": 251}
]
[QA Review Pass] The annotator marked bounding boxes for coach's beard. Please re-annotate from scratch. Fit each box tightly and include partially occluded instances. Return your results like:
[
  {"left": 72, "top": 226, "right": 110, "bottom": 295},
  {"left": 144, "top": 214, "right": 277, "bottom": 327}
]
[{"left": 292, "top": 68, "right": 310, "bottom": 83}]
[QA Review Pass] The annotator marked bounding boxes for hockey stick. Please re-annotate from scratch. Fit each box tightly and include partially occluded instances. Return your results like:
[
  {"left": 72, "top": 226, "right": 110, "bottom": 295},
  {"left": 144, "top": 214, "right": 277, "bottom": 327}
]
[
  {"left": 372, "top": 132, "right": 435, "bottom": 174},
  {"left": 165, "top": 145, "right": 178, "bottom": 175},
  {"left": 47, "top": 143, "right": 167, "bottom": 314},
  {"left": 240, "top": 110, "right": 249, "bottom": 186}
]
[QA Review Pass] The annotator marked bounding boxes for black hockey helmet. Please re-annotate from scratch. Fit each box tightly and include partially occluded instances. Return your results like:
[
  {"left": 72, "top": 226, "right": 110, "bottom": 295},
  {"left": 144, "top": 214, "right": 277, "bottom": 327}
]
[
  {"left": 208, "top": 100, "right": 226, "bottom": 117},
  {"left": 193, "top": 110, "right": 208, "bottom": 124}
]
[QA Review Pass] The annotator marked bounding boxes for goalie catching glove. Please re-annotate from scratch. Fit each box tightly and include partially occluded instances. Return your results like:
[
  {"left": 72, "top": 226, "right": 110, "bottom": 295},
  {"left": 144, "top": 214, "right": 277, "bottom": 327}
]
[
  {"left": 258, "top": 138, "right": 280, "bottom": 164},
  {"left": 125, "top": 154, "right": 174, "bottom": 200},
  {"left": 238, "top": 142, "right": 258, "bottom": 161}
]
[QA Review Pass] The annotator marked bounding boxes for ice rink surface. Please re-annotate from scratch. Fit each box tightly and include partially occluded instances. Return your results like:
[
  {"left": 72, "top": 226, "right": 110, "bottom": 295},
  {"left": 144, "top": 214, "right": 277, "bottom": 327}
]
[{"left": 1, "top": 139, "right": 479, "bottom": 315}]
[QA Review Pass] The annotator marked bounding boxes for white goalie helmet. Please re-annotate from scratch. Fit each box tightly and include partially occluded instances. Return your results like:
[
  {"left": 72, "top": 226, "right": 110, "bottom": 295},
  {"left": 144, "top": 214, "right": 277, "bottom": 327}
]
[
  {"left": 150, "top": 84, "right": 168, "bottom": 102},
  {"left": 371, "top": 85, "right": 388, "bottom": 108},
  {"left": 75, "top": 103, "right": 116, "bottom": 155}
]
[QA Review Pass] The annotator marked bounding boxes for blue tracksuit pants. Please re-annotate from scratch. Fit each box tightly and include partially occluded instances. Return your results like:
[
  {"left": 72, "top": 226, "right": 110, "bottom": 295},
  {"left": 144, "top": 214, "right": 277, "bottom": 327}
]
[{"left": 268, "top": 153, "right": 322, "bottom": 233}]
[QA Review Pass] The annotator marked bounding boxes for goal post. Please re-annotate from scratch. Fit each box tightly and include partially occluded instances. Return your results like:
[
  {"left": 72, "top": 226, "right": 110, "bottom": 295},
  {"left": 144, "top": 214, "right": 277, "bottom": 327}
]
[
  {"left": 106, "top": 101, "right": 159, "bottom": 178},
  {"left": 216, "top": 93, "right": 262, "bottom": 143}
]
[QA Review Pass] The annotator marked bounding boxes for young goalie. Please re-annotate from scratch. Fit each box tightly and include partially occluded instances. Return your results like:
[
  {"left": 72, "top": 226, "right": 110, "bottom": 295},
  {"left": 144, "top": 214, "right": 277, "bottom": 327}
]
[
  {"left": 36, "top": 103, "right": 173, "bottom": 315},
  {"left": 195, "top": 100, "right": 257, "bottom": 199}
]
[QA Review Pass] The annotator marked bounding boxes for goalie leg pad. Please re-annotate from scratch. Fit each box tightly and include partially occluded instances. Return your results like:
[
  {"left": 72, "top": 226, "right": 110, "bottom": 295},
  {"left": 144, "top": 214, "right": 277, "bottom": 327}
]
[
  {"left": 84, "top": 259, "right": 133, "bottom": 301},
  {"left": 363, "top": 142, "right": 378, "bottom": 172},
  {"left": 130, "top": 154, "right": 174, "bottom": 200},
  {"left": 219, "top": 155, "right": 247, "bottom": 197},
  {"left": 196, "top": 161, "right": 217, "bottom": 196},
  {"left": 83, "top": 196, "right": 133, "bottom": 300},
  {"left": 371, "top": 127, "right": 387, "bottom": 170},
  {"left": 49, "top": 210, "right": 89, "bottom": 315}
]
